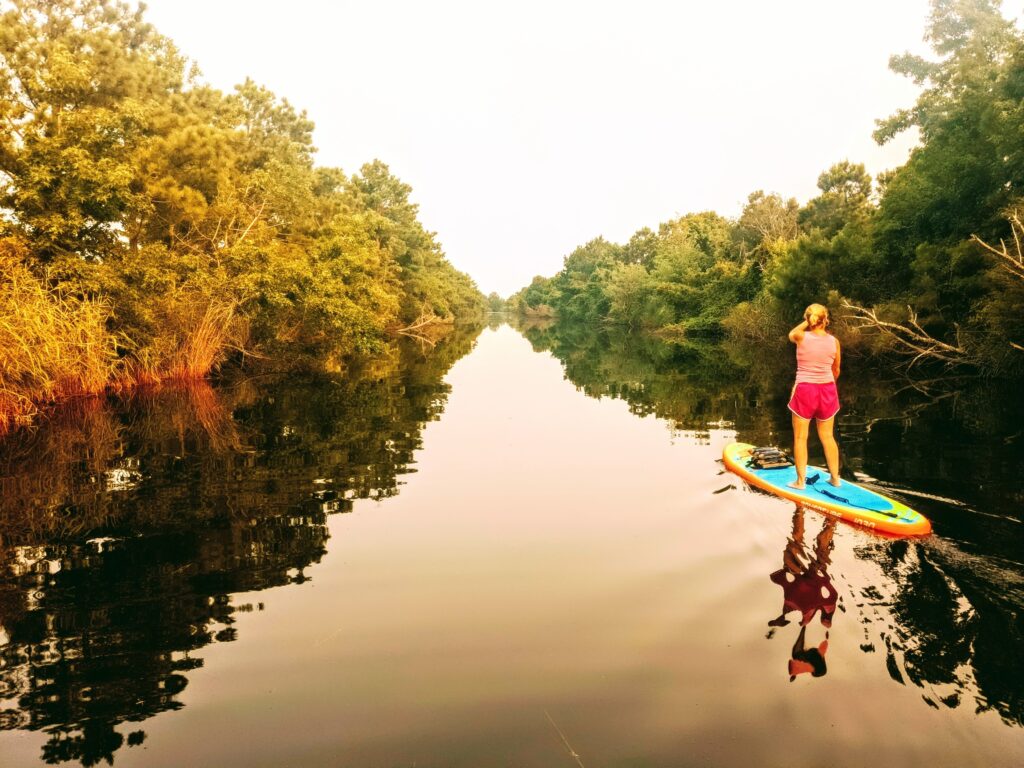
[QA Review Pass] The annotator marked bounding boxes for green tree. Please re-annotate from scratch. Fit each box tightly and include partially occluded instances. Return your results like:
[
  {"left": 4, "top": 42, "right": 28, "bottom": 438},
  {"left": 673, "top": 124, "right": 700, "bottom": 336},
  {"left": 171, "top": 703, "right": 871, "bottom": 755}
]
[
  {"left": 348, "top": 160, "right": 484, "bottom": 324},
  {"left": 510, "top": 275, "right": 559, "bottom": 316},
  {"left": 621, "top": 227, "right": 658, "bottom": 269},
  {"left": 873, "top": 0, "right": 1023, "bottom": 323},
  {"left": 736, "top": 190, "right": 800, "bottom": 271},
  {"left": 549, "top": 237, "right": 623, "bottom": 321},
  {"left": 0, "top": 0, "right": 185, "bottom": 262},
  {"left": 486, "top": 292, "right": 506, "bottom": 312},
  {"left": 799, "top": 161, "right": 873, "bottom": 238},
  {"left": 604, "top": 262, "right": 657, "bottom": 328},
  {"left": 649, "top": 213, "right": 753, "bottom": 334}
]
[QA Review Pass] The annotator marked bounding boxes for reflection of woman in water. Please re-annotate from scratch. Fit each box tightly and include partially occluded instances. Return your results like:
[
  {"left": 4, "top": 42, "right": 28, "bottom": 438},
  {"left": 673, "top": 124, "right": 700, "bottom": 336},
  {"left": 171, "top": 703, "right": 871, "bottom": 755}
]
[{"left": 768, "top": 505, "right": 838, "bottom": 680}]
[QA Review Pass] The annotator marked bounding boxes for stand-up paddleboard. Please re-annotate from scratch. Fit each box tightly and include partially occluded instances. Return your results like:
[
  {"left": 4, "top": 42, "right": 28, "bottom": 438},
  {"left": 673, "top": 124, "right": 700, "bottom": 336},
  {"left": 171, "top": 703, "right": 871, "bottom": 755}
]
[{"left": 723, "top": 442, "right": 931, "bottom": 536}]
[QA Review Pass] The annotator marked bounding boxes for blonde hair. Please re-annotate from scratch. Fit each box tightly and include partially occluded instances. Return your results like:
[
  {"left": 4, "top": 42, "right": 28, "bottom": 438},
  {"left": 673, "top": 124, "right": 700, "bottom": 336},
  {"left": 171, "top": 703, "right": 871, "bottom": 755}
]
[{"left": 804, "top": 303, "right": 830, "bottom": 330}]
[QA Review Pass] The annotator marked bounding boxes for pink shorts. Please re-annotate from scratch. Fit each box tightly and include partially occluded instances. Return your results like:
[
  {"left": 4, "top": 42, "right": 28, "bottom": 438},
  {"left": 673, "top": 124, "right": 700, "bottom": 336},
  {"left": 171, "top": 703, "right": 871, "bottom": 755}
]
[{"left": 788, "top": 382, "right": 840, "bottom": 421}]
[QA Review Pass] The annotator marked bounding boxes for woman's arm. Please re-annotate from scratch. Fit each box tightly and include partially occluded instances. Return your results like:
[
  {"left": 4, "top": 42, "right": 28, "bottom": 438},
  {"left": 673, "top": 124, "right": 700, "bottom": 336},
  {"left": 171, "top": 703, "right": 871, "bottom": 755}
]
[
  {"left": 832, "top": 338, "right": 842, "bottom": 380},
  {"left": 788, "top": 320, "right": 809, "bottom": 344}
]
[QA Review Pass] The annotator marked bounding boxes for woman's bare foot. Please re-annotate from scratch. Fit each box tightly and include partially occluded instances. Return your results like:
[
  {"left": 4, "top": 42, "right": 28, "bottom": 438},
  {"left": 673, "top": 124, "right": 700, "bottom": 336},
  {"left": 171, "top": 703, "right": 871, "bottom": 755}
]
[
  {"left": 829, "top": 477, "right": 841, "bottom": 487},
  {"left": 787, "top": 480, "right": 805, "bottom": 490}
]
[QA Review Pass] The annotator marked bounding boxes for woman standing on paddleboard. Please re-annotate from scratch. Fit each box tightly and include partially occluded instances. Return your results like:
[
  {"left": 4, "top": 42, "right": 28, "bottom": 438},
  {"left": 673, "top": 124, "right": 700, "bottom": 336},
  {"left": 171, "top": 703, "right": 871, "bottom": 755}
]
[{"left": 787, "top": 303, "right": 841, "bottom": 490}]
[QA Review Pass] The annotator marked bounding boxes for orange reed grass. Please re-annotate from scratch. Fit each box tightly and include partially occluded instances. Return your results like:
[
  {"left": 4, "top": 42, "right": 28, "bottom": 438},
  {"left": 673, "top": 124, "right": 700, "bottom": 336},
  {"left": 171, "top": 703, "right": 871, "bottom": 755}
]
[
  {"left": 120, "top": 299, "right": 245, "bottom": 387},
  {"left": 0, "top": 253, "right": 246, "bottom": 433},
  {"left": 0, "top": 260, "right": 119, "bottom": 433}
]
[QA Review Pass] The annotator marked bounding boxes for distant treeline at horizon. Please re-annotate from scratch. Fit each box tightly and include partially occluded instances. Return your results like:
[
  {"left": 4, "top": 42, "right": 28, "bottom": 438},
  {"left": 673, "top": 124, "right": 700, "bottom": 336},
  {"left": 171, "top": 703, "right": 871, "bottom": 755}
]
[
  {"left": 508, "top": 0, "right": 1024, "bottom": 377},
  {"left": 0, "top": 0, "right": 486, "bottom": 431}
]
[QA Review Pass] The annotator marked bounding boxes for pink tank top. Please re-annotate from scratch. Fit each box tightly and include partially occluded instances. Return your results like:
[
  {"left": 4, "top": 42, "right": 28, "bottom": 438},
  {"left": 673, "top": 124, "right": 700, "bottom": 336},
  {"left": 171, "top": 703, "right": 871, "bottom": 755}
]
[{"left": 795, "top": 332, "right": 837, "bottom": 384}]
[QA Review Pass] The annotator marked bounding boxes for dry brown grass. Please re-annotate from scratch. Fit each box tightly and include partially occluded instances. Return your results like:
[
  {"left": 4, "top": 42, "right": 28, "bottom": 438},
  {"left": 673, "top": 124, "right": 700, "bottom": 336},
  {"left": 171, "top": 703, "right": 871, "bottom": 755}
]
[
  {"left": 121, "top": 298, "right": 247, "bottom": 387},
  {"left": 0, "top": 248, "right": 120, "bottom": 433},
  {"left": 167, "top": 301, "right": 242, "bottom": 379},
  {"left": 0, "top": 239, "right": 248, "bottom": 433}
]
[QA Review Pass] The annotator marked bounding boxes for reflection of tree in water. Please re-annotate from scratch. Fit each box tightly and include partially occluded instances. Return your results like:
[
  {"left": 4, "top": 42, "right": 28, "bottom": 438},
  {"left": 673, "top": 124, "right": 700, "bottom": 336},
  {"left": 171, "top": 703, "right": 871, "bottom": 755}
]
[
  {"left": 518, "top": 319, "right": 1024, "bottom": 725},
  {"left": 518, "top": 320, "right": 787, "bottom": 438},
  {"left": 854, "top": 537, "right": 1024, "bottom": 728},
  {"left": 1, "top": 519, "right": 323, "bottom": 766},
  {"left": 0, "top": 326, "right": 482, "bottom": 765}
]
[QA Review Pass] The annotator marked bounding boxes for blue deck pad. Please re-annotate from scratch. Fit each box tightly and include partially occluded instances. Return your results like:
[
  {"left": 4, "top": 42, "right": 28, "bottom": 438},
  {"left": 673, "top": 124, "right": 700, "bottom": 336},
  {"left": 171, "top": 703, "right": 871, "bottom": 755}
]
[{"left": 746, "top": 462, "right": 894, "bottom": 513}]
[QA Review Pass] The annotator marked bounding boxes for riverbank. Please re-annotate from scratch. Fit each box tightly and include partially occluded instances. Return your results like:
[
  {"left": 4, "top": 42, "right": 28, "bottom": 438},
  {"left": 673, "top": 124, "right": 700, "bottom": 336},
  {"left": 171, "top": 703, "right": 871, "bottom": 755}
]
[{"left": 0, "top": 253, "right": 477, "bottom": 435}]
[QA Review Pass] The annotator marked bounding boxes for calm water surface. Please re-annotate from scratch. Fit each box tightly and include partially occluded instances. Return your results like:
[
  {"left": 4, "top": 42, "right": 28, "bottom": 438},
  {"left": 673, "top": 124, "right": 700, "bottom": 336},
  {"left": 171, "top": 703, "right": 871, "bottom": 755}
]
[{"left": 1, "top": 321, "right": 1023, "bottom": 767}]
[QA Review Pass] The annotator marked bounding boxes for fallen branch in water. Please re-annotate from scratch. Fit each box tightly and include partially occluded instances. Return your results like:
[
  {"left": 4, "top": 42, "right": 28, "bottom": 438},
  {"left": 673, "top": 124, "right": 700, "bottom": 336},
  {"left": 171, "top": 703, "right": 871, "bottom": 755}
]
[
  {"left": 395, "top": 310, "right": 453, "bottom": 333},
  {"left": 840, "top": 300, "right": 972, "bottom": 370},
  {"left": 392, "top": 310, "right": 455, "bottom": 349},
  {"left": 395, "top": 328, "right": 439, "bottom": 348}
]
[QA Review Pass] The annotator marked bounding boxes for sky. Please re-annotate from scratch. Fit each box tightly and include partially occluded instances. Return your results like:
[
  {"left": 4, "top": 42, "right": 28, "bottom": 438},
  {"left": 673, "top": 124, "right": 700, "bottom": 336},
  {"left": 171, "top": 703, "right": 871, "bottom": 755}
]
[{"left": 142, "top": 0, "right": 940, "bottom": 296}]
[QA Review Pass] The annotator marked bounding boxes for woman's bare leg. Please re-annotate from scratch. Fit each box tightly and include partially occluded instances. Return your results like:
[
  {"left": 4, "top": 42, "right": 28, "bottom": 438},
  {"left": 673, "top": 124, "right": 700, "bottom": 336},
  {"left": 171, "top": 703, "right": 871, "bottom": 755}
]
[
  {"left": 789, "top": 413, "right": 810, "bottom": 489},
  {"left": 816, "top": 417, "right": 841, "bottom": 486}
]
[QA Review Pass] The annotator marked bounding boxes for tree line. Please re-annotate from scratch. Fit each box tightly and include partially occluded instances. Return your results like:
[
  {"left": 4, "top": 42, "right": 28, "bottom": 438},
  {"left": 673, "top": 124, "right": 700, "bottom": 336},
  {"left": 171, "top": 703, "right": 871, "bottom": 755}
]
[
  {"left": 508, "top": 0, "right": 1024, "bottom": 376},
  {"left": 0, "top": 0, "right": 485, "bottom": 431}
]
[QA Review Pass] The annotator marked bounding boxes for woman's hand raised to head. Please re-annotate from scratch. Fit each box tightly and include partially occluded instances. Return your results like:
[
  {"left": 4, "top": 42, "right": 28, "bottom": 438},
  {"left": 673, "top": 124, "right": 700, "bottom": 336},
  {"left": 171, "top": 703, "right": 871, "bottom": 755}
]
[{"left": 788, "top": 319, "right": 809, "bottom": 344}]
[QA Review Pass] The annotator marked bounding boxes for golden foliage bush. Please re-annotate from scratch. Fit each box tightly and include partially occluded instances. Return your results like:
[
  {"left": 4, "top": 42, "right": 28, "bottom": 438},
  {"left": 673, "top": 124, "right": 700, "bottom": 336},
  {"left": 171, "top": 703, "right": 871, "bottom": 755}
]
[
  {"left": 0, "top": 239, "right": 119, "bottom": 432},
  {"left": 122, "top": 296, "right": 249, "bottom": 386}
]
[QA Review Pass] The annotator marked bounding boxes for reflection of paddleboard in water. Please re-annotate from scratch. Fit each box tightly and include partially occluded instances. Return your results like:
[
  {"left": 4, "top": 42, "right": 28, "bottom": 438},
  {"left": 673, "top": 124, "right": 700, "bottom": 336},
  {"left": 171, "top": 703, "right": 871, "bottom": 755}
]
[{"left": 723, "top": 442, "right": 932, "bottom": 537}]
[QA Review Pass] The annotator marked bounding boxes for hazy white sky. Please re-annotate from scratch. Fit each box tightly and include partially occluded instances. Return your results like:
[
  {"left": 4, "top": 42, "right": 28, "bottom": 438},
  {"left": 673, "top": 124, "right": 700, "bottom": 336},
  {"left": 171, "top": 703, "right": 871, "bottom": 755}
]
[{"left": 143, "top": 0, "right": 940, "bottom": 295}]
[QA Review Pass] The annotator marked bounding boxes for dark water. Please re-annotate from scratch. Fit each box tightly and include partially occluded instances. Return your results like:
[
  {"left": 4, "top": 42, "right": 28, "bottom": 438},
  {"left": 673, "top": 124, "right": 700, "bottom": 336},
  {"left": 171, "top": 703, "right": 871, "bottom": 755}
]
[{"left": 1, "top": 319, "right": 1023, "bottom": 767}]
